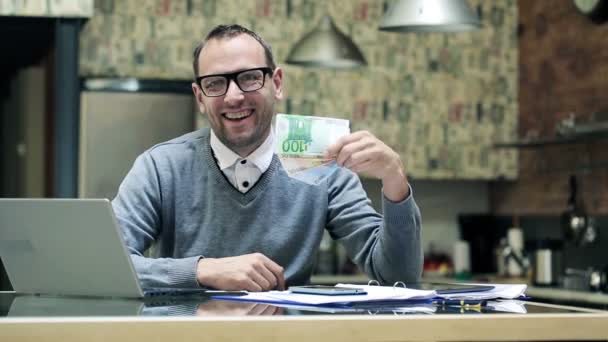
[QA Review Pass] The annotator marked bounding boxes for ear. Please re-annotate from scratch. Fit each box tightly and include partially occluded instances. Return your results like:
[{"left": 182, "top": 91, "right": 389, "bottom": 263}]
[
  {"left": 192, "top": 82, "right": 207, "bottom": 114},
  {"left": 271, "top": 67, "right": 283, "bottom": 101}
]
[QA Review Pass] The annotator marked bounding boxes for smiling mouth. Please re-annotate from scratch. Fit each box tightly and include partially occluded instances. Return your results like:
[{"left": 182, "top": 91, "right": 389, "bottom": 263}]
[{"left": 223, "top": 110, "right": 253, "bottom": 121}]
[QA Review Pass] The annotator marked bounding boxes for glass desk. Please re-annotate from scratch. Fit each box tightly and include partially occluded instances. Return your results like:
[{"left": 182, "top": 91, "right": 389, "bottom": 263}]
[{"left": 1, "top": 292, "right": 607, "bottom": 341}]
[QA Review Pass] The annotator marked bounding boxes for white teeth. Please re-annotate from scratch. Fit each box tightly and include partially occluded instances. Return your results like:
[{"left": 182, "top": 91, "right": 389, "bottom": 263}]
[{"left": 224, "top": 111, "right": 251, "bottom": 119}]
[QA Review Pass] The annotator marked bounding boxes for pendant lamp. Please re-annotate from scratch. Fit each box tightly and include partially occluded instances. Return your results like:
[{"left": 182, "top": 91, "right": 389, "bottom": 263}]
[
  {"left": 286, "top": 15, "right": 367, "bottom": 69},
  {"left": 379, "top": 0, "right": 481, "bottom": 32}
]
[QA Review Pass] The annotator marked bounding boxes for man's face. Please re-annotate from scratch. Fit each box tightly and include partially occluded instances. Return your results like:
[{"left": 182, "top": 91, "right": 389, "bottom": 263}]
[{"left": 192, "top": 34, "right": 283, "bottom": 157}]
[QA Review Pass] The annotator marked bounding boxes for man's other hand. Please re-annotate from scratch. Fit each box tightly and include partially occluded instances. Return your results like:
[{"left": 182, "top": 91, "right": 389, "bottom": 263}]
[{"left": 196, "top": 253, "right": 285, "bottom": 291}]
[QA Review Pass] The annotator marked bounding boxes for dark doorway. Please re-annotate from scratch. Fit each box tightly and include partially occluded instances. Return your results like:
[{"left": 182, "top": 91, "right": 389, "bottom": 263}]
[{"left": 0, "top": 16, "right": 57, "bottom": 291}]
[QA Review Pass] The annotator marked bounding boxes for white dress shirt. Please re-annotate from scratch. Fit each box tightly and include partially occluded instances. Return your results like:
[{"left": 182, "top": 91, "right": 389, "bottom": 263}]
[{"left": 209, "top": 129, "right": 274, "bottom": 193}]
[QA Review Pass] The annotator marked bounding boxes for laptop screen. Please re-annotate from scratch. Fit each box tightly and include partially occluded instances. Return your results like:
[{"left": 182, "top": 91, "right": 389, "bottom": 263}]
[{"left": 0, "top": 198, "right": 144, "bottom": 298}]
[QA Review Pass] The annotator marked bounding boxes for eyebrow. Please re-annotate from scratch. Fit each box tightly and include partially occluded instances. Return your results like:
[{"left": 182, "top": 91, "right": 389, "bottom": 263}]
[{"left": 199, "top": 67, "right": 264, "bottom": 78}]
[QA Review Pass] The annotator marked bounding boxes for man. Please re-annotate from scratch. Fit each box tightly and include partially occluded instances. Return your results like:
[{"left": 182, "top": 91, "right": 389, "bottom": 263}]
[{"left": 112, "top": 24, "right": 422, "bottom": 292}]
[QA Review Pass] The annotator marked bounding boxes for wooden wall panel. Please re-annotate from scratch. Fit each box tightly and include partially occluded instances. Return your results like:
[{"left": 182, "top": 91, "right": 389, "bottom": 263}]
[{"left": 490, "top": 0, "right": 608, "bottom": 215}]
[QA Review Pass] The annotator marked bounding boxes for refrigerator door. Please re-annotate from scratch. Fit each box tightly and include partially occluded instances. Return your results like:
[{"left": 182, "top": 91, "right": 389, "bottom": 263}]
[{"left": 79, "top": 90, "right": 195, "bottom": 199}]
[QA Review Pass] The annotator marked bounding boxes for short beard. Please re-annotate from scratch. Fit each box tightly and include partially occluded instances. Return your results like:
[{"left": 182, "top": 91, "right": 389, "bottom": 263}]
[{"left": 219, "top": 121, "right": 271, "bottom": 157}]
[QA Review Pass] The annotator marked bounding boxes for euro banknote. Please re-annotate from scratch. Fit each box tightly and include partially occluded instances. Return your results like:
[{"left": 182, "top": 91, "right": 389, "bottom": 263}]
[{"left": 274, "top": 114, "right": 350, "bottom": 174}]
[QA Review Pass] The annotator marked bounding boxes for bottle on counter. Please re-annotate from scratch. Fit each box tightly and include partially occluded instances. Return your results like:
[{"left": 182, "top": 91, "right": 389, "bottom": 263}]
[
  {"left": 506, "top": 225, "right": 526, "bottom": 277},
  {"left": 453, "top": 240, "right": 471, "bottom": 280},
  {"left": 494, "top": 216, "right": 529, "bottom": 279},
  {"left": 495, "top": 237, "right": 508, "bottom": 277}
]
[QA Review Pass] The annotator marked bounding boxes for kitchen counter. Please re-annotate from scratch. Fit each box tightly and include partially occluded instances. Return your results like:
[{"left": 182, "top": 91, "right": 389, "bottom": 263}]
[{"left": 526, "top": 286, "right": 608, "bottom": 307}]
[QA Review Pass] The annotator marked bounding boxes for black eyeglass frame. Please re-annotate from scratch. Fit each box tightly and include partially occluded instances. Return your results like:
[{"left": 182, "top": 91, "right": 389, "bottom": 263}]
[{"left": 195, "top": 67, "right": 274, "bottom": 97}]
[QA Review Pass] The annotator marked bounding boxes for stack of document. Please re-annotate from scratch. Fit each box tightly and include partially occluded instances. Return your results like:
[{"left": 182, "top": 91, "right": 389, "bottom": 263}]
[{"left": 212, "top": 283, "right": 527, "bottom": 308}]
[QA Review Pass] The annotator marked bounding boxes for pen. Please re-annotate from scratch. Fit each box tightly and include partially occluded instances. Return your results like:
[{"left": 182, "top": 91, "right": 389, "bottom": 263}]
[{"left": 432, "top": 299, "right": 487, "bottom": 308}]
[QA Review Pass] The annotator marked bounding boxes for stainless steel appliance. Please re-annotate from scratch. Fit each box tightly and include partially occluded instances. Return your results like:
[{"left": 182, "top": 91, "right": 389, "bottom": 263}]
[{"left": 78, "top": 78, "right": 196, "bottom": 199}]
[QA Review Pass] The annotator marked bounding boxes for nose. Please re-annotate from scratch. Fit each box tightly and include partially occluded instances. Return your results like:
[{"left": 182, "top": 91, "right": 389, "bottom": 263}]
[{"left": 224, "top": 79, "right": 244, "bottom": 104}]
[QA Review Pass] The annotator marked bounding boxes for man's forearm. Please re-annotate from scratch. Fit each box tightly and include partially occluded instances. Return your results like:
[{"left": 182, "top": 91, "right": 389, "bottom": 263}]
[
  {"left": 130, "top": 254, "right": 202, "bottom": 289},
  {"left": 382, "top": 168, "right": 410, "bottom": 202},
  {"left": 372, "top": 196, "right": 423, "bottom": 284}
]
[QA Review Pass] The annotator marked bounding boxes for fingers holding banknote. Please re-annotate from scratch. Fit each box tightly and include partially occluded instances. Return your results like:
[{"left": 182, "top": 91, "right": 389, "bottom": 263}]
[
  {"left": 325, "top": 131, "right": 400, "bottom": 179},
  {"left": 326, "top": 131, "right": 410, "bottom": 202}
]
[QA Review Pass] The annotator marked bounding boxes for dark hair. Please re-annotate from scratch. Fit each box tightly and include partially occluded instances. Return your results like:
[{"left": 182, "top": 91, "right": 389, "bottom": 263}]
[{"left": 192, "top": 24, "right": 276, "bottom": 78}]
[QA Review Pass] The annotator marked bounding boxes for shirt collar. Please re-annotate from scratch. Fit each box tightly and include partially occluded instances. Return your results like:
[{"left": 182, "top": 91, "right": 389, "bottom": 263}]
[{"left": 209, "top": 129, "right": 274, "bottom": 172}]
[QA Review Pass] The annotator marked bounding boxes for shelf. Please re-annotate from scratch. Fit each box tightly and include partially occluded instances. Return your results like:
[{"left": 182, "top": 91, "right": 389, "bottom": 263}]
[{"left": 494, "top": 123, "right": 608, "bottom": 149}]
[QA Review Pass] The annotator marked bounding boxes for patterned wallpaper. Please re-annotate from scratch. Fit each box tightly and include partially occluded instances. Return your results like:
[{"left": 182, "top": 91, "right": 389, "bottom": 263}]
[
  {"left": 78, "top": 0, "right": 518, "bottom": 180},
  {"left": 0, "top": 0, "right": 93, "bottom": 17}
]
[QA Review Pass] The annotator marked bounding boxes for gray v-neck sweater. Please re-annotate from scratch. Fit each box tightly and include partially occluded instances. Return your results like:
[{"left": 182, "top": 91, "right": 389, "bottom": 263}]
[{"left": 112, "top": 128, "right": 422, "bottom": 288}]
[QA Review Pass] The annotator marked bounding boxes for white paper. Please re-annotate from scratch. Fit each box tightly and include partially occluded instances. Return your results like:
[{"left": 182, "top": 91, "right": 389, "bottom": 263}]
[{"left": 234, "top": 284, "right": 436, "bottom": 306}]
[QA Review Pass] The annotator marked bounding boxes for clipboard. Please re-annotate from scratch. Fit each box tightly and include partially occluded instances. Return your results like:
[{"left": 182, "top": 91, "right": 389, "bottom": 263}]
[{"left": 405, "top": 283, "right": 494, "bottom": 294}]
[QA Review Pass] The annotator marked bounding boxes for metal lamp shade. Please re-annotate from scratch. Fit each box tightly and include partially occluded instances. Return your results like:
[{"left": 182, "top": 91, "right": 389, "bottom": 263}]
[
  {"left": 379, "top": 0, "right": 481, "bottom": 32},
  {"left": 286, "top": 15, "right": 367, "bottom": 69}
]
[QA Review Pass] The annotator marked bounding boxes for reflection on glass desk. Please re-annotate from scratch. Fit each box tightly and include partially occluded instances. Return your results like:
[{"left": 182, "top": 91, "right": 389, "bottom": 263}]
[
  {"left": 0, "top": 293, "right": 598, "bottom": 318},
  {"left": 1, "top": 292, "right": 607, "bottom": 342}
]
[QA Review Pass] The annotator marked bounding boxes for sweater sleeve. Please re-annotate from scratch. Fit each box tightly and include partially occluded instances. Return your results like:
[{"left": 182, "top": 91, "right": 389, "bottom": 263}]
[
  {"left": 325, "top": 168, "right": 423, "bottom": 285},
  {"left": 112, "top": 152, "right": 201, "bottom": 289}
]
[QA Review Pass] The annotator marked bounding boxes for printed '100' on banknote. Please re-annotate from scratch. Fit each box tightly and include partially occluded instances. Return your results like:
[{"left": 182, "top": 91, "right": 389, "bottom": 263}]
[{"left": 274, "top": 113, "right": 350, "bottom": 158}]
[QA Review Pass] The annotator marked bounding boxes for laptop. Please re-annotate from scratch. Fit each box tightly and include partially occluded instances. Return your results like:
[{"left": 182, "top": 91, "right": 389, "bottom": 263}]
[{"left": 0, "top": 198, "right": 209, "bottom": 298}]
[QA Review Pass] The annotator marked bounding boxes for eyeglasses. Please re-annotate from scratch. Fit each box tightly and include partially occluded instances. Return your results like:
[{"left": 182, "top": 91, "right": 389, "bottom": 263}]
[{"left": 196, "top": 67, "right": 273, "bottom": 97}]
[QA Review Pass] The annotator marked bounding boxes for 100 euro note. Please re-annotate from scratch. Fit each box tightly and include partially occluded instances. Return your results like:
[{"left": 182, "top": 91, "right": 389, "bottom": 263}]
[{"left": 274, "top": 114, "right": 350, "bottom": 174}]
